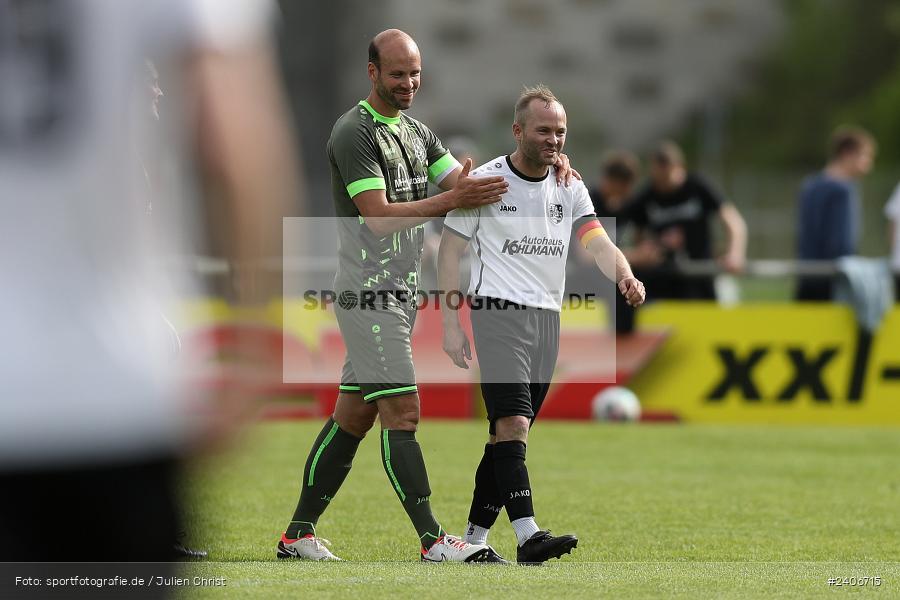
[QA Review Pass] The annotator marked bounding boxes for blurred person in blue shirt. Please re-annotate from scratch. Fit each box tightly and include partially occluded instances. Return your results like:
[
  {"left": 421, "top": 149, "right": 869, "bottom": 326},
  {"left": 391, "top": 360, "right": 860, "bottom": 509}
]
[{"left": 795, "top": 126, "right": 876, "bottom": 301}]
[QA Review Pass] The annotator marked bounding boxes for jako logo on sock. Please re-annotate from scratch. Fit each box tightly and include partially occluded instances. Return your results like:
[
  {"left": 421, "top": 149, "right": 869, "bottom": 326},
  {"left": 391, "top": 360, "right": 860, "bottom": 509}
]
[{"left": 509, "top": 490, "right": 531, "bottom": 499}]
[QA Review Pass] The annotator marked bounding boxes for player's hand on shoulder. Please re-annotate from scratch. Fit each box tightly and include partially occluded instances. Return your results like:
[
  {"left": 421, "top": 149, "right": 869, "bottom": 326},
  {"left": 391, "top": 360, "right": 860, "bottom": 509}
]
[
  {"left": 454, "top": 157, "right": 508, "bottom": 209},
  {"left": 618, "top": 276, "right": 646, "bottom": 307},
  {"left": 442, "top": 323, "right": 472, "bottom": 369},
  {"left": 554, "top": 153, "right": 582, "bottom": 187}
]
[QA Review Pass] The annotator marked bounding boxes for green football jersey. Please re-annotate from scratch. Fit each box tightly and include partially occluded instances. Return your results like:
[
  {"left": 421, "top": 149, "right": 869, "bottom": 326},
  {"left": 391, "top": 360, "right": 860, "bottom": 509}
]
[{"left": 327, "top": 100, "right": 458, "bottom": 295}]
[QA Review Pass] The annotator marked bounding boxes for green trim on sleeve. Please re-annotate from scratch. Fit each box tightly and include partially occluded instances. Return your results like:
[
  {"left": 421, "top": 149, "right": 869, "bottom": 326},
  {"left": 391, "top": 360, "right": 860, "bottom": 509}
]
[
  {"left": 347, "top": 177, "right": 386, "bottom": 198},
  {"left": 359, "top": 100, "right": 401, "bottom": 125},
  {"left": 427, "top": 153, "right": 459, "bottom": 183}
]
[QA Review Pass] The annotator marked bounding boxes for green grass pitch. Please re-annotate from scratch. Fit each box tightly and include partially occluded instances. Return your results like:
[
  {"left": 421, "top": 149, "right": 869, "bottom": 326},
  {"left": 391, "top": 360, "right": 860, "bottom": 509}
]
[{"left": 179, "top": 420, "right": 900, "bottom": 599}]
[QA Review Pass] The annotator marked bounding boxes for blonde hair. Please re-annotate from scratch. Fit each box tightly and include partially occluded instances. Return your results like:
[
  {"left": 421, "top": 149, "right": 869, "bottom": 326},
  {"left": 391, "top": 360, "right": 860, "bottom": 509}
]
[{"left": 514, "top": 84, "right": 559, "bottom": 126}]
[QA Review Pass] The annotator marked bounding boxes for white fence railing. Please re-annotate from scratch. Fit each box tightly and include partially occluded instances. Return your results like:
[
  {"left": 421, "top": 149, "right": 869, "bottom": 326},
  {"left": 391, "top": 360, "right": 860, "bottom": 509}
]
[{"left": 170, "top": 256, "right": 896, "bottom": 278}]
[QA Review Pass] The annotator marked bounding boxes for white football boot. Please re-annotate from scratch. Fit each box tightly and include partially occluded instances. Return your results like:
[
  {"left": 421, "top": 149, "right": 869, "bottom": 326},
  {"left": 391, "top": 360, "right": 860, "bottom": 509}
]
[
  {"left": 277, "top": 533, "right": 342, "bottom": 561},
  {"left": 420, "top": 534, "right": 502, "bottom": 563}
]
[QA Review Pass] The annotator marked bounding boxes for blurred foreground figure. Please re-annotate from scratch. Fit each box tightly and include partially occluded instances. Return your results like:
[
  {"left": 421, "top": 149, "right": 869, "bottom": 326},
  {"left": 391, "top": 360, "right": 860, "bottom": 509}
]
[
  {"left": 795, "top": 126, "right": 876, "bottom": 301},
  {"left": 0, "top": 0, "right": 295, "bottom": 561},
  {"left": 143, "top": 58, "right": 205, "bottom": 560}
]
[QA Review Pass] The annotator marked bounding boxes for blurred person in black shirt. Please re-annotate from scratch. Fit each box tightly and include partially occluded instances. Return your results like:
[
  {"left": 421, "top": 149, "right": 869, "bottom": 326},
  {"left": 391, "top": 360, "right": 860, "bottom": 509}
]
[{"left": 625, "top": 140, "right": 746, "bottom": 301}]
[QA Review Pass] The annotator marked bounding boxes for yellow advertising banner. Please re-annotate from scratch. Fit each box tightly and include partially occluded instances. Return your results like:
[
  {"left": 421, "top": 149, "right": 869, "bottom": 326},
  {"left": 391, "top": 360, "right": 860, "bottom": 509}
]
[{"left": 632, "top": 303, "right": 900, "bottom": 425}]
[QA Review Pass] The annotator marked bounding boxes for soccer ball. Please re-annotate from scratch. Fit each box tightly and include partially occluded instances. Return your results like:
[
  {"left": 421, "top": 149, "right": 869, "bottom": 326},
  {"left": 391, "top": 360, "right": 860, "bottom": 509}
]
[{"left": 591, "top": 386, "right": 641, "bottom": 422}]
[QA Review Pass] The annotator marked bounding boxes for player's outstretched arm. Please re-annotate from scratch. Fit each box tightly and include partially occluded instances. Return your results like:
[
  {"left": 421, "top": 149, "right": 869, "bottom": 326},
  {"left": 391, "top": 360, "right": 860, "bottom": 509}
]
[
  {"left": 353, "top": 158, "right": 507, "bottom": 236},
  {"left": 587, "top": 233, "right": 646, "bottom": 307},
  {"left": 437, "top": 229, "right": 472, "bottom": 369}
]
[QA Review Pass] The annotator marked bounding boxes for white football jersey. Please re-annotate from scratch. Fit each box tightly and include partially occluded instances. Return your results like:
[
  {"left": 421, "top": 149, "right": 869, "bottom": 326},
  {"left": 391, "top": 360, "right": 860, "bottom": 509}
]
[{"left": 443, "top": 155, "right": 599, "bottom": 311}]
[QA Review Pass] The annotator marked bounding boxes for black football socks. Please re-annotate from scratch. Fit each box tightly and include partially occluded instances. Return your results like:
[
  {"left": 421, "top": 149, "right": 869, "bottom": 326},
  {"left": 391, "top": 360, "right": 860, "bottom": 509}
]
[
  {"left": 493, "top": 440, "right": 540, "bottom": 545},
  {"left": 493, "top": 440, "right": 532, "bottom": 519},
  {"left": 467, "top": 443, "right": 504, "bottom": 530}
]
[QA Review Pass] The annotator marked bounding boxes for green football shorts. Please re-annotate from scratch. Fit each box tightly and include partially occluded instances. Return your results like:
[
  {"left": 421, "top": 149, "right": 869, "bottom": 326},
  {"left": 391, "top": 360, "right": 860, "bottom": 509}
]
[{"left": 334, "top": 290, "right": 418, "bottom": 403}]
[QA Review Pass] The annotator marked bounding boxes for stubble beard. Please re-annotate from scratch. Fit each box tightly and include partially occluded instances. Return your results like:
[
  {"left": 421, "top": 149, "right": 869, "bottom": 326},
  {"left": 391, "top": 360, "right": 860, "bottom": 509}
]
[
  {"left": 522, "top": 137, "right": 557, "bottom": 171},
  {"left": 376, "top": 79, "right": 408, "bottom": 112}
]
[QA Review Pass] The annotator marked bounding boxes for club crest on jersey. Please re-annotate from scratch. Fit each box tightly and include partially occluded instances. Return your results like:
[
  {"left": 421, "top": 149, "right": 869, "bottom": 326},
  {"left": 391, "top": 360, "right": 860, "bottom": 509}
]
[
  {"left": 413, "top": 138, "right": 427, "bottom": 164},
  {"left": 547, "top": 203, "right": 563, "bottom": 224}
]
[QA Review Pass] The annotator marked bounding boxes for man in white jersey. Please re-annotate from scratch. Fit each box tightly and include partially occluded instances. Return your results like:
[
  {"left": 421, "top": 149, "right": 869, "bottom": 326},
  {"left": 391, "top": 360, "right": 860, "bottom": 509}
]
[
  {"left": 0, "top": 0, "right": 294, "bottom": 562},
  {"left": 438, "top": 85, "right": 645, "bottom": 564}
]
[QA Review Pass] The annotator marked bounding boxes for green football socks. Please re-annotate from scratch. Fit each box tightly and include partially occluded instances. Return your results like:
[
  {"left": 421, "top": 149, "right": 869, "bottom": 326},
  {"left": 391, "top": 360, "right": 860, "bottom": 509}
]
[
  {"left": 381, "top": 429, "right": 444, "bottom": 549},
  {"left": 286, "top": 418, "right": 361, "bottom": 539}
]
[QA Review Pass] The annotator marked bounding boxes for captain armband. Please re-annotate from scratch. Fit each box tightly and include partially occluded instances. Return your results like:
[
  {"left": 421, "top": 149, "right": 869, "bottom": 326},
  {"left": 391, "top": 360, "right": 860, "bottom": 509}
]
[{"left": 576, "top": 219, "right": 607, "bottom": 248}]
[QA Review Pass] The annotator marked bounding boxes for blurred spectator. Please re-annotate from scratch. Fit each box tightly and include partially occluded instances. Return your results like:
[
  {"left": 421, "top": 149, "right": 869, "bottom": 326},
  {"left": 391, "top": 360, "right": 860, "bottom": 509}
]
[
  {"left": 624, "top": 140, "right": 747, "bottom": 301},
  {"left": 885, "top": 182, "right": 900, "bottom": 300},
  {"left": 795, "top": 126, "right": 877, "bottom": 301},
  {"left": 589, "top": 150, "right": 640, "bottom": 219},
  {"left": 568, "top": 150, "right": 645, "bottom": 332},
  {"left": 0, "top": 0, "right": 295, "bottom": 563}
]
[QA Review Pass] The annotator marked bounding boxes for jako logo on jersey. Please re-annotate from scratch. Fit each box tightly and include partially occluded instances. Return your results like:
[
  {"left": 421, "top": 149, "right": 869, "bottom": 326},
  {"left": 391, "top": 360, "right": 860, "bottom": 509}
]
[
  {"left": 499, "top": 204, "right": 517, "bottom": 212},
  {"left": 501, "top": 235, "right": 565, "bottom": 257},
  {"left": 547, "top": 203, "right": 564, "bottom": 224}
]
